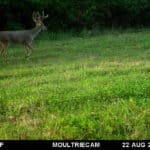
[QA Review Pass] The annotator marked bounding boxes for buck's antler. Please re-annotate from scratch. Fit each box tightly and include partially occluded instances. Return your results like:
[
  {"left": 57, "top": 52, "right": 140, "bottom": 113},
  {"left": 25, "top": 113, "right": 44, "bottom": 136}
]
[
  {"left": 32, "top": 12, "right": 37, "bottom": 22},
  {"left": 33, "top": 11, "right": 48, "bottom": 22},
  {"left": 41, "top": 11, "right": 49, "bottom": 20},
  {"left": 33, "top": 11, "right": 43, "bottom": 22}
]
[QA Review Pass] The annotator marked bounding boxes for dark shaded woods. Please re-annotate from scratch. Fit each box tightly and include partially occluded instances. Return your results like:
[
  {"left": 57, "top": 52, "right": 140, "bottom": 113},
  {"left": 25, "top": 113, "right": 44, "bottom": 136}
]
[{"left": 0, "top": 0, "right": 150, "bottom": 32}]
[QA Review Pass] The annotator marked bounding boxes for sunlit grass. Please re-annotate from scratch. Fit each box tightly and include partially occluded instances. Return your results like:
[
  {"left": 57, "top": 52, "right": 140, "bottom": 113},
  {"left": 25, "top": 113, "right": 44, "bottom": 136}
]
[{"left": 0, "top": 29, "right": 150, "bottom": 139}]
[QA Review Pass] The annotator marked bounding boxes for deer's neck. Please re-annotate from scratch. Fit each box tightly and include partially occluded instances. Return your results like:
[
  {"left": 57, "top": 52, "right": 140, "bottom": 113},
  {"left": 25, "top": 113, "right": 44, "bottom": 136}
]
[{"left": 29, "top": 26, "right": 42, "bottom": 39}]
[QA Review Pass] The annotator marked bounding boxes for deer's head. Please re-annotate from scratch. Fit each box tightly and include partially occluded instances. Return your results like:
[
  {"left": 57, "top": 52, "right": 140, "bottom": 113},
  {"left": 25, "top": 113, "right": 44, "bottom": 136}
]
[{"left": 32, "top": 11, "right": 49, "bottom": 30}]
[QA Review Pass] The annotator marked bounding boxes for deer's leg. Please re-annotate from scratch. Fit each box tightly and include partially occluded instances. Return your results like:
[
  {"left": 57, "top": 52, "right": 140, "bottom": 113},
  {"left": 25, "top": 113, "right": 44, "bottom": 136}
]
[
  {"left": 0, "top": 42, "right": 8, "bottom": 62},
  {"left": 0, "top": 41, "right": 4, "bottom": 56},
  {"left": 24, "top": 43, "right": 33, "bottom": 58},
  {"left": 3, "top": 43, "right": 8, "bottom": 62},
  {"left": 24, "top": 45, "right": 29, "bottom": 58}
]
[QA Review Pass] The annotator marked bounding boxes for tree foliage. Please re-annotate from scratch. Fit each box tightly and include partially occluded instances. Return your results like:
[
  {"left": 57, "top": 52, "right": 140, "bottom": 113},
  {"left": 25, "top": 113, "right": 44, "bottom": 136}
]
[{"left": 0, "top": 0, "right": 150, "bottom": 31}]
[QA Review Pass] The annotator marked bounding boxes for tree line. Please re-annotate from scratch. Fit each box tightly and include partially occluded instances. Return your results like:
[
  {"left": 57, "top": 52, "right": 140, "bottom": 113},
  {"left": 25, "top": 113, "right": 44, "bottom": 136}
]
[{"left": 0, "top": 0, "right": 150, "bottom": 31}]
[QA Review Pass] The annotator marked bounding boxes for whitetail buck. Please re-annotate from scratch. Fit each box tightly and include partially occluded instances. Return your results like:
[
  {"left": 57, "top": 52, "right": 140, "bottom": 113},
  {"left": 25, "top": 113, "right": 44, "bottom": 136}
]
[{"left": 0, "top": 11, "right": 48, "bottom": 62}]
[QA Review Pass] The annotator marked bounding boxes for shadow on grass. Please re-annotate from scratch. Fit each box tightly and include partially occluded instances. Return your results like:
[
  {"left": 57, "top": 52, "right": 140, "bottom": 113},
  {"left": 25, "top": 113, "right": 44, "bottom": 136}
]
[
  {"left": 31, "top": 54, "right": 60, "bottom": 61},
  {"left": 0, "top": 74, "right": 14, "bottom": 80}
]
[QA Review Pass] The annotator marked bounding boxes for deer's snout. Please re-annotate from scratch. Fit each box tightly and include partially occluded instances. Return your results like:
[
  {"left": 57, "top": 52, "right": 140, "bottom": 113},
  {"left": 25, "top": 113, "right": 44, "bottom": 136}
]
[
  {"left": 42, "top": 25, "right": 47, "bottom": 31},
  {"left": 44, "top": 26, "right": 47, "bottom": 31}
]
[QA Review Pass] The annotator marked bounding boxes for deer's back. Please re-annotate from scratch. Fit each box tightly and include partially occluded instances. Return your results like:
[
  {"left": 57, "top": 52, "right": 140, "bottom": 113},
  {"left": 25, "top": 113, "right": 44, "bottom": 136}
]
[{"left": 0, "top": 30, "right": 32, "bottom": 44}]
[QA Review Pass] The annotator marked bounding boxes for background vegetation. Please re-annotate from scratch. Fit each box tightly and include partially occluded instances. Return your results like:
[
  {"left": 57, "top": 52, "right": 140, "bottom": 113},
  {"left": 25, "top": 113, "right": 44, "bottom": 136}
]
[{"left": 0, "top": 0, "right": 150, "bottom": 31}]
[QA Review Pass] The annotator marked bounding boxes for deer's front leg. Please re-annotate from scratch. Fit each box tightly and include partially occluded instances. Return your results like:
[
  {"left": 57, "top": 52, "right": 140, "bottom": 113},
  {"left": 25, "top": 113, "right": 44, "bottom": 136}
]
[
  {"left": 24, "top": 43, "right": 33, "bottom": 59},
  {"left": 24, "top": 45, "right": 30, "bottom": 59}
]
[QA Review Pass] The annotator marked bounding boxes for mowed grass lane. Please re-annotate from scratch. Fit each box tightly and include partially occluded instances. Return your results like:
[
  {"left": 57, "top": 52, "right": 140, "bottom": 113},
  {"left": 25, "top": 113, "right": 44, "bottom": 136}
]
[{"left": 0, "top": 30, "right": 150, "bottom": 139}]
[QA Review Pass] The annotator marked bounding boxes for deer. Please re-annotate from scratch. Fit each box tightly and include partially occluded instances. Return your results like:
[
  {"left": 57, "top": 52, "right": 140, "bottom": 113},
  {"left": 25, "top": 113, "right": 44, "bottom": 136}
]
[{"left": 0, "top": 11, "right": 48, "bottom": 62}]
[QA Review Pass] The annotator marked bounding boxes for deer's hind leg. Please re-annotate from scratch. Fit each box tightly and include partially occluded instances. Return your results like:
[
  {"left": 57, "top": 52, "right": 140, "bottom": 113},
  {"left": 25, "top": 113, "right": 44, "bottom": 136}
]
[
  {"left": 0, "top": 41, "right": 8, "bottom": 62},
  {"left": 0, "top": 41, "right": 4, "bottom": 56}
]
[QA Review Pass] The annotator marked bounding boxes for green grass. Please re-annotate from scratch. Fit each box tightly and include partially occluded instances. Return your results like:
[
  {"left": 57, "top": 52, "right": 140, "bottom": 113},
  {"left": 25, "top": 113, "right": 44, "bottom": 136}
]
[{"left": 0, "top": 29, "right": 150, "bottom": 140}]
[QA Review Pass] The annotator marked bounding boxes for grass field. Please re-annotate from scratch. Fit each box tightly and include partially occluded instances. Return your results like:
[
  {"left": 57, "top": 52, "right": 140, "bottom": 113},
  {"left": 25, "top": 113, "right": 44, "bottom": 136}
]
[{"left": 0, "top": 29, "right": 150, "bottom": 139}]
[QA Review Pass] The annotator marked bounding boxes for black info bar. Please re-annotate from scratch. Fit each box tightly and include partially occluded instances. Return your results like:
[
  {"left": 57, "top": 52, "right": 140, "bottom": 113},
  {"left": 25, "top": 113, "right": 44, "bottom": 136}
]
[{"left": 0, "top": 140, "right": 149, "bottom": 150}]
